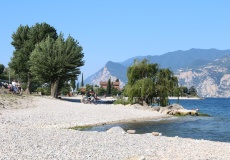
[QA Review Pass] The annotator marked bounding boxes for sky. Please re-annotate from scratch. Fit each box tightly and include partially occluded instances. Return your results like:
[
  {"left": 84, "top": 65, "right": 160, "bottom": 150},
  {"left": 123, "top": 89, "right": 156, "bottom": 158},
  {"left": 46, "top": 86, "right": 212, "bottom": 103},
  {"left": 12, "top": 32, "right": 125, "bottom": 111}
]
[{"left": 1, "top": 1, "right": 230, "bottom": 80}]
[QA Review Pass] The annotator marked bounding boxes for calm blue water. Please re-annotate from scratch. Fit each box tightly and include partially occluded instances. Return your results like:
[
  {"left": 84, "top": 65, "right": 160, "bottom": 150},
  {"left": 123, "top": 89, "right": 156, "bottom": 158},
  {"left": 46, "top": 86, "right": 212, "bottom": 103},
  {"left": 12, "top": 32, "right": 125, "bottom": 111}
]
[{"left": 88, "top": 98, "right": 230, "bottom": 143}]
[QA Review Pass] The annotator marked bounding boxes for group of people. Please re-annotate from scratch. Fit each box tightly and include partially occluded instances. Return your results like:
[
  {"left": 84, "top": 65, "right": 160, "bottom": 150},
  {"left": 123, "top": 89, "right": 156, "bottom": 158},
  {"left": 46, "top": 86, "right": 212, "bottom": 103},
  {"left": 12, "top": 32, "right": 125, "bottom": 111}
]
[
  {"left": 9, "top": 79, "right": 22, "bottom": 94},
  {"left": 83, "top": 90, "right": 99, "bottom": 103}
]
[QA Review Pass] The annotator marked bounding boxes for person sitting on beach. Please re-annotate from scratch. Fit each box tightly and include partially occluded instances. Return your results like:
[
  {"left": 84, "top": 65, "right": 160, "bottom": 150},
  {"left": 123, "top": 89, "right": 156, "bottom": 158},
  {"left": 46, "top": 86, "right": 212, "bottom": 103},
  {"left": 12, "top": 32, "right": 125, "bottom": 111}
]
[
  {"left": 86, "top": 90, "right": 91, "bottom": 98},
  {"left": 89, "top": 91, "right": 95, "bottom": 103}
]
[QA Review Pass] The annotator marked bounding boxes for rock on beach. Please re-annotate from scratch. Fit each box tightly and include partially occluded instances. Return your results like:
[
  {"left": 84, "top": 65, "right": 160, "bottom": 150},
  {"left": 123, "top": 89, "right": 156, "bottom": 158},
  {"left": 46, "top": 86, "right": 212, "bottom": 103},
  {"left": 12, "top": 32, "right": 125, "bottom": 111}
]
[{"left": 0, "top": 95, "right": 230, "bottom": 160}]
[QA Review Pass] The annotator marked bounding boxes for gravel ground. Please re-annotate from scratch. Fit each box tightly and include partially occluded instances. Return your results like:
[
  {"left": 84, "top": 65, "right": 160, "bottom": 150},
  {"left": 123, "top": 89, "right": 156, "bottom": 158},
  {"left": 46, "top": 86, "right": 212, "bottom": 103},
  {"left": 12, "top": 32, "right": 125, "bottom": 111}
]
[{"left": 0, "top": 95, "right": 230, "bottom": 160}]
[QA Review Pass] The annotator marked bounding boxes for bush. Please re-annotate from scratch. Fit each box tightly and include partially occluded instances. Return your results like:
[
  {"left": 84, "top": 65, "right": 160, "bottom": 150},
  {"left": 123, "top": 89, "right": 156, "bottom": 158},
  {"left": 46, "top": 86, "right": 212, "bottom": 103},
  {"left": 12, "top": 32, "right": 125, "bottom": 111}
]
[
  {"left": 21, "top": 83, "right": 27, "bottom": 91},
  {"left": 113, "top": 98, "right": 130, "bottom": 105},
  {"left": 36, "top": 87, "right": 50, "bottom": 95}
]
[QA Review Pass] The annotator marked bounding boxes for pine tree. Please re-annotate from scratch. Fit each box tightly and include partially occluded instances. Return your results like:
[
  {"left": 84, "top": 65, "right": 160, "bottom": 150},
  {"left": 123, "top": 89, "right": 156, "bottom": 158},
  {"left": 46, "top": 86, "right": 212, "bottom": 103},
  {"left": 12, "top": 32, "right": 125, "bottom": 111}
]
[
  {"left": 107, "top": 78, "right": 111, "bottom": 96},
  {"left": 81, "top": 73, "right": 84, "bottom": 87}
]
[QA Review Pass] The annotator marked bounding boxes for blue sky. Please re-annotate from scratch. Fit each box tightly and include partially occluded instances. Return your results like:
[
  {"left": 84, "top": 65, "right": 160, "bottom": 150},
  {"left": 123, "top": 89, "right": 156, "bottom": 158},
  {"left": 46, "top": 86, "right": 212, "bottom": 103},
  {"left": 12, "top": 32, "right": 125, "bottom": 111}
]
[{"left": 1, "top": 1, "right": 230, "bottom": 79}]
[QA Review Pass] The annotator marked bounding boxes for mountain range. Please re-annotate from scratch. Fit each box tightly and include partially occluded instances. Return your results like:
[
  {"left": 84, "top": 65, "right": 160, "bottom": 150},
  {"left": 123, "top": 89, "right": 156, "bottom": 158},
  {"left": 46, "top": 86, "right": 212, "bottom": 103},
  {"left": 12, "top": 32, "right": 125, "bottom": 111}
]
[{"left": 84, "top": 48, "right": 230, "bottom": 97}]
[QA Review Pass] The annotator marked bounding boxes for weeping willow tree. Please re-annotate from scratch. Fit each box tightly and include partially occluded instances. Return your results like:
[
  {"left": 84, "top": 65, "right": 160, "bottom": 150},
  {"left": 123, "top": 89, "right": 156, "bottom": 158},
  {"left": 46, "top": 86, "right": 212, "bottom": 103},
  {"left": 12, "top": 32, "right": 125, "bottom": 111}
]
[
  {"left": 156, "top": 68, "right": 178, "bottom": 106},
  {"left": 125, "top": 59, "right": 178, "bottom": 106}
]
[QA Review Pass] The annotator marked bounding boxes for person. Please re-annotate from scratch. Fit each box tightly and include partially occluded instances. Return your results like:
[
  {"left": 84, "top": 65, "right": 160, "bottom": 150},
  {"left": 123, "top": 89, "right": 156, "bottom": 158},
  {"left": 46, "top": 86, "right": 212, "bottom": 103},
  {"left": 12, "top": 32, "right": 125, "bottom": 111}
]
[
  {"left": 17, "top": 81, "right": 22, "bottom": 94},
  {"left": 89, "top": 90, "right": 95, "bottom": 103},
  {"left": 12, "top": 79, "right": 17, "bottom": 94},
  {"left": 86, "top": 90, "right": 91, "bottom": 98}
]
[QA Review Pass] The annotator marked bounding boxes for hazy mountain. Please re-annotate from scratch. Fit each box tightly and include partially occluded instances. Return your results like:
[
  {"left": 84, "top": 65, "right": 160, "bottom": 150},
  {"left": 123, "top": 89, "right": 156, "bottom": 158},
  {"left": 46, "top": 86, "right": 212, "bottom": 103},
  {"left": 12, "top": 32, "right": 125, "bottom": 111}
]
[
  {"left": 120, "top": 48, "right": 230, "bottom": 70},
  {"left": 84, "top": 48, "right": 230, "bottom": 97},
  {"left": 176, "top": 55, "right": 230, "bottom": 97},
  {"left": 84, "top": 61, "right": 127, "bottom": 88}
]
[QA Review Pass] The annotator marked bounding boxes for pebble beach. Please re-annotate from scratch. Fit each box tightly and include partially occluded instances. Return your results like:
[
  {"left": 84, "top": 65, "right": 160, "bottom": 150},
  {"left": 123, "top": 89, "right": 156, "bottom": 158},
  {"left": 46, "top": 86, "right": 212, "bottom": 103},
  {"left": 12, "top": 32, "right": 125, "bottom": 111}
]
[{"left": 0, "top": 95, "right": 230, "bottom": 160}]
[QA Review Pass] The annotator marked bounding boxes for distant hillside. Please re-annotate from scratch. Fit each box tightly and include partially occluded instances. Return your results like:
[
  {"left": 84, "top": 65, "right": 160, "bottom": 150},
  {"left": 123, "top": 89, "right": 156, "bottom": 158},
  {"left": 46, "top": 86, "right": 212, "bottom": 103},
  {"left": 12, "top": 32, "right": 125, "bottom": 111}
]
[
  {"left": 120, "top": 48, "right": 230, "bottom": 70},
  {"left": 176, "top": 55, "right": 230, "bottom": 97},
  {"left": 84, "top": 61, "right": 127, "bottom": 87},
  {"left": 84, "top": 48, "right": 230, "bottom": 97}
]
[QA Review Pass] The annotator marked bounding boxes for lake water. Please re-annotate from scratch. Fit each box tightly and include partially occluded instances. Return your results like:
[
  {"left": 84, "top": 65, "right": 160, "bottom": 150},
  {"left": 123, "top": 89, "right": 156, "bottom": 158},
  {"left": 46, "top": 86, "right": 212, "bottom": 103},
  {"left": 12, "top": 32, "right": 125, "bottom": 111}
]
[{"left": 87, "top": 98, "right": 230, "bottom": 143}]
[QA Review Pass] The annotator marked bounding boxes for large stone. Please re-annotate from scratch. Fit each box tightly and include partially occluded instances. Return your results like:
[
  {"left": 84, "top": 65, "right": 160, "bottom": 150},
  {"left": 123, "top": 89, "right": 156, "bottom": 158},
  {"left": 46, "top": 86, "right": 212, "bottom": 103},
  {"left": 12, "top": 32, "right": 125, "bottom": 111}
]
[
  {"left": 152, "top": 132, "right": 160, "bottom": 136},
  {"left": 106, "top": 126, "right": 126, "bottom": 134},
  {"left": 127, "top": 130, "right": 136, "bottom": 134},
  {"left": 152, "top": 103, "right": 198, "bottom": 115}
]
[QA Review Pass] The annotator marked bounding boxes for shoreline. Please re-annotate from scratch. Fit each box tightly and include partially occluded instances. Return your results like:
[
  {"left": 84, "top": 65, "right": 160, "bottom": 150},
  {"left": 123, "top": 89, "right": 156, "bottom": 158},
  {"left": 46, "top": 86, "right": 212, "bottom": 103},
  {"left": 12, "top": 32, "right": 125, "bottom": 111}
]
[
  {"left": 0, "top": 95, "right": 230, "bottom": 159},
  {"left": 168, "top": 96, "right": 203, "bottom": 100},
  {"left": 69, "top": 114, "right": 174, "bottom": 129}
]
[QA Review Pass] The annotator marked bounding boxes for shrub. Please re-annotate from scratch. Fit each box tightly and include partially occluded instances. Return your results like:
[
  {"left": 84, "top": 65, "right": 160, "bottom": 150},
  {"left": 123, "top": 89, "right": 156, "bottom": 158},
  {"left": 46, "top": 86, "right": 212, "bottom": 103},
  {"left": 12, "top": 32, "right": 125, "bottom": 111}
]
[
  {"left": 36, "top": 87, "right": 50, "bottom": 95},
  {"left": 113, "top": 98, "right": 130, "bottom": 105}
]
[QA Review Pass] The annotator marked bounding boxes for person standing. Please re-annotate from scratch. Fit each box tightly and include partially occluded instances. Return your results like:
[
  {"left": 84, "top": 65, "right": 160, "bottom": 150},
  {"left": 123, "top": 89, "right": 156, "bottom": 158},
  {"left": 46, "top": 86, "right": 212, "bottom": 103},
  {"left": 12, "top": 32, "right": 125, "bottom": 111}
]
[{"left": 12, "top": 79, "right": 17, "bottom": 94}]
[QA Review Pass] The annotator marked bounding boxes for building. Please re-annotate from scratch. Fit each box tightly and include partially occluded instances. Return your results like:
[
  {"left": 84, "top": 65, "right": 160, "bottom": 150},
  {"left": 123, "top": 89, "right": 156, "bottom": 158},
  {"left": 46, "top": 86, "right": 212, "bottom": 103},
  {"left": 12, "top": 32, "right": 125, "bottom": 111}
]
[{"left": 100, "top": 81, "right": 120, "bottom": 90}]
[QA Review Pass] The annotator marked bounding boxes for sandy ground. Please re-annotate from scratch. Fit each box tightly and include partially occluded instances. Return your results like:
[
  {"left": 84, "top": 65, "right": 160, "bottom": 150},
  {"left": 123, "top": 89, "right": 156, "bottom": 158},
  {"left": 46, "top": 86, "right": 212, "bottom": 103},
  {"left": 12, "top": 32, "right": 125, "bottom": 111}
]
[{"left": 0, "top": 94, "right": 230, "bottom": 160}]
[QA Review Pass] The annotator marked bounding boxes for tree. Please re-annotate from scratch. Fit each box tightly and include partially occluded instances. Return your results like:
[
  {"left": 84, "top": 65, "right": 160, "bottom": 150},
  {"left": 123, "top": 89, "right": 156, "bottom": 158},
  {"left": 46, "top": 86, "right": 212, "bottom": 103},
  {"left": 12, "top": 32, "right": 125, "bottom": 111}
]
[
  {"left": 86, "top": 84, "right": 93, "bottom": 92},
  {"left": 9, "top": 23, "right": 58, "bottom": 94},
  {"left": 125, "top": 59, "right": 159, "bottom": 105},
  {"left": 125, "top": 59, "right": 178, "bottom": 106},
  {"left": 29, "top": 34, "right": 84, "bottom": 98},
  {"left": 97, "top": 87, "right": 106, "bottom": 96},
  {"left": 188, "top": 86, "right": 197, "bottom": 96},
  {"left": 0, "top": 64, "right": 4, "bottom": 75},
  {"left": 156, "top": 68, "right": 178, "bottom": 106},
  {"left": 106, "top": 78, "right": 111, "bottom": 96},
  {"left": 70, "top": 78, "right": 76, "bottom": 91},
  {"left": 181, "top": 86, "right": 188, "bottom": 96},
  {"left": 81, "top": 73, "right": 84, "bottom": 87},
  {"left": 76, "top": 82, "right": 80, "bottom": 91},
  {"left": 111, "top": 86, "right": 121, "bottom": 96}
]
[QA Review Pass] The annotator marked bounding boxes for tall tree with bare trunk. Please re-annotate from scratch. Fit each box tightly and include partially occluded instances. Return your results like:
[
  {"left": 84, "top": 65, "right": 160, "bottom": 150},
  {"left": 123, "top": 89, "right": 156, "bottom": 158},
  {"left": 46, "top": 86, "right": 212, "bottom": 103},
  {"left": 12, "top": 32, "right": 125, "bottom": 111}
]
[{"left": 29, "top": 34, "right": 84, "bottom": 98}]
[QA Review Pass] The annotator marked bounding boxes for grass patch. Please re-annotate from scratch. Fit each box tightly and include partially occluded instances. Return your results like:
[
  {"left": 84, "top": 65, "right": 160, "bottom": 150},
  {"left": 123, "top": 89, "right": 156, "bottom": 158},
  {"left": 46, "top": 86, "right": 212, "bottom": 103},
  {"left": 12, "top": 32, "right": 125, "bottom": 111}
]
[
  {"left": 197, "top": 112, "right": 211, "bottom": 117},
  {"left": 69, "top": 125, "right": 93, "bottom": 131},
  {"left": 174, "top": 112, "right": 210, "bottom": 117},
  {"left": 174, "top": 113, "right": 187, "bottom": 116}
]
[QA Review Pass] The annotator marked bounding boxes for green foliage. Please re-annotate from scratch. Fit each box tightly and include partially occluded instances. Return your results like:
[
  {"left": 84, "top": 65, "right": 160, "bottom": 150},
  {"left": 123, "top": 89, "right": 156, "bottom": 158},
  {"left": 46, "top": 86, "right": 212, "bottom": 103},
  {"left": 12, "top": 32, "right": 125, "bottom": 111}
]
[
  {"left": 29, "top": 33, "right": 84, "bottom": 98},
  {"left": 9, "top": 23, "right": 58, "bottom": 93},
  {"left": 113, "top": 98, "right": 130, "bottom": 105},
  {"left": 197, "top": 112, "right": 210, "bottom": 117},
  {"left": 70, "top": 79, "right": 76, "bottom": 91},
  {"left": 0, "top": 65, "right": 8, "bottom": 80},
  {"left": 76, "top": 82, "right": 80, "bottom": 91},
  {"left": 106, "top": 78, "right": 111, "bottom": 96},
  {"left": 36, "top": 87, "right": 51, "bottom": 95},
  {"left": 125, "top": 59, "right": 178, "bottom": 106},
  {"left": 60, "top": 82, "right": 71, "bottom": 96},
  {"left": 97, "top": 87, "right": 106, "bottom": 96},
  {"left": 81, "top": 73, "right": 84, "bottom": 87},
  {"left": 0, "top": 64, "right": 4, "bottom": 75},
  {"left": 111, "top": 86, "right": 121, "bottom": 96},
  {"left": 188, "top": 86, "right": 198, "bottom": 96},
  {"left": 180, "top": 86, "right": 188, "bottom": 96},
  {"left": 69, "top": 125, "right": 93, "bottom": 131},
  {"left": 86, "top": 84, "right": 93, "bottom": 92},
  {"left": 21, "top": 83, "right": 27, "bottom": 91}
]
